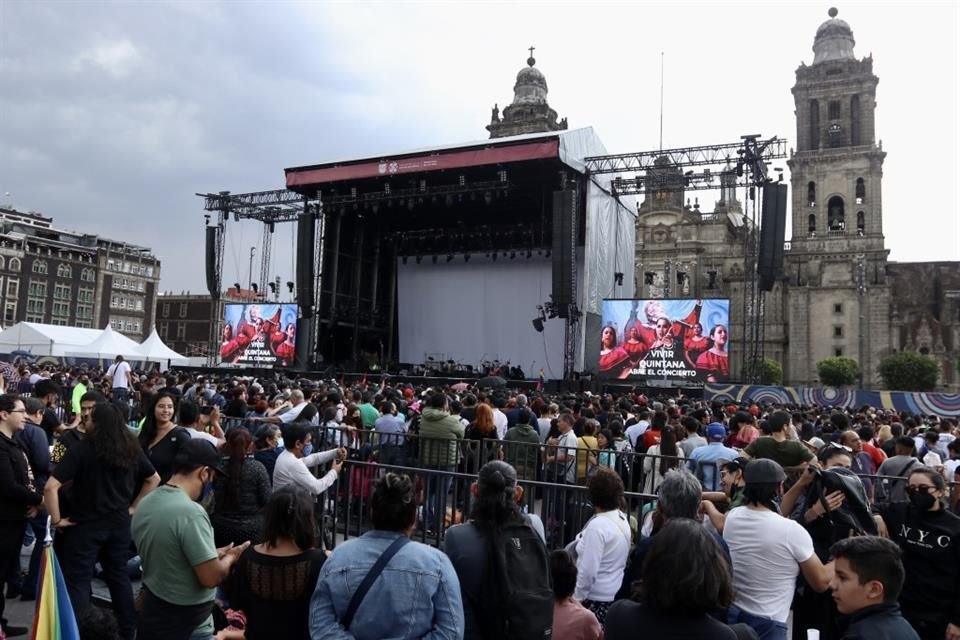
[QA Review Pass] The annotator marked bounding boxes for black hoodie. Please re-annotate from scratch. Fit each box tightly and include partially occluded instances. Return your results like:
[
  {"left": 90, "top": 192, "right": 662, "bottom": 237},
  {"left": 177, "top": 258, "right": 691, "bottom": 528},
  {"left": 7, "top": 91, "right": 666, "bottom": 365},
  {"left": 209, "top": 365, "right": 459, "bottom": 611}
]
[{"left": 876, "top": 501, "right": 960, "bottom": 627}]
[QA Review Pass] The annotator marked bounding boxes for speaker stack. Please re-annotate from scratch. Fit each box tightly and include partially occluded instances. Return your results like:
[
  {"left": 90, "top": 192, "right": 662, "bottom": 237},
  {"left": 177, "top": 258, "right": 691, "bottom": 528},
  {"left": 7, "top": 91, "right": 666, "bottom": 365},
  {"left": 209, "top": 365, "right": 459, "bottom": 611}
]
[
  {"left": 296, "top": 204, "right": 316, "bottom": 317},
  {"left": 758, "top": 183, "right": 788, "bottom": 292}
]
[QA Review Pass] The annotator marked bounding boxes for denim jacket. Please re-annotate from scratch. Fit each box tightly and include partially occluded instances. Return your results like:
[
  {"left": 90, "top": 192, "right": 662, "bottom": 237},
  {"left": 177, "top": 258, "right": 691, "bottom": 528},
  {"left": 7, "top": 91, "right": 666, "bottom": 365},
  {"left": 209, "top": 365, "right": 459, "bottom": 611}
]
[{"left": 310, "top": 530, "right": 464, "bottom": 640}]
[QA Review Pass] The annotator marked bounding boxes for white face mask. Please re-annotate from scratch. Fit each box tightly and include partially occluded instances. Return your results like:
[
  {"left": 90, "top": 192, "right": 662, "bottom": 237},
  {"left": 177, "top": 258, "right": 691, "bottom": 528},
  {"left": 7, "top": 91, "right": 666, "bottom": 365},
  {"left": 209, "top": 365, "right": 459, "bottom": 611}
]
[{"left": 276, "top": 436, "right": 285, "bottom": 450}]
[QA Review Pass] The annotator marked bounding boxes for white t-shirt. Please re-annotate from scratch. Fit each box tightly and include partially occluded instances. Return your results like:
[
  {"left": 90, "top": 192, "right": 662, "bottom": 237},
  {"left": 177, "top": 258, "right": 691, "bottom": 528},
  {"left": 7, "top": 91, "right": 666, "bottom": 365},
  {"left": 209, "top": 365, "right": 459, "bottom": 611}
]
[
  {"left": 555, "top": 430, "right": 579, "bottom": 484},
  {"left": 944, "top": 458, "right": 960, "bottom": 482},
  {"left": 187, "top": 429, "right": 219, "bottom": 447},
  {"left": 493, "top": 409, "right": 508, "bottom": 440},
  {"left": 573, "top": 510, "right": 632, "bottom": 602},
  {"left": 107, "top": 360, "right": 132, "bottom": 389},
  {"left": 723, "top": 506, "right": 815, "bottom": 623}
]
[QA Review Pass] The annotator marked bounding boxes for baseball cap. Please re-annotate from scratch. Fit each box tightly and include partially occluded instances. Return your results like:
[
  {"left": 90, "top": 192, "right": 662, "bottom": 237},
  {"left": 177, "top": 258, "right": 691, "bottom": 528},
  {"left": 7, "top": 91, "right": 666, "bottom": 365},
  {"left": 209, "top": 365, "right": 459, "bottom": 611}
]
[
  {"left": 743, "top": 458, "right": 786, "bottom": 485},
  {"left": 707, "top": 423, "right": 727, "bottom": 441},
  {"left": 175, "top": 439, "right": 226, "bottom": 475}
]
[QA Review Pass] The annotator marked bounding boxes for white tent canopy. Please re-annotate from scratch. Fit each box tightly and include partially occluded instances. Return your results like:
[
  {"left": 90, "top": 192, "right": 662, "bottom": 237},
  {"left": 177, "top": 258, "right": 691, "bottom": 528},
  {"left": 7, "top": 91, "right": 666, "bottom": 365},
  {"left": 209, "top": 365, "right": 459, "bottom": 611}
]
[
  {"left": 138, "top": 327, "right": 189, "bottom": 367},
  {"left": 0, "top": 322, "right": 104, "bottom": 357},
  {"left": 66, "top": 325, "right": 144, "bottom": 360}
]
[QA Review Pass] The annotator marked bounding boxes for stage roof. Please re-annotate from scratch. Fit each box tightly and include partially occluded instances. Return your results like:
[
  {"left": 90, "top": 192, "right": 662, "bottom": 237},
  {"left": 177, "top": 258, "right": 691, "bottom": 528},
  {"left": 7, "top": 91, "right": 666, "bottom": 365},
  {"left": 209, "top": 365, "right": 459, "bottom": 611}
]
[{"left": 285, "top": 127, "right": 608, "bottom": 192}]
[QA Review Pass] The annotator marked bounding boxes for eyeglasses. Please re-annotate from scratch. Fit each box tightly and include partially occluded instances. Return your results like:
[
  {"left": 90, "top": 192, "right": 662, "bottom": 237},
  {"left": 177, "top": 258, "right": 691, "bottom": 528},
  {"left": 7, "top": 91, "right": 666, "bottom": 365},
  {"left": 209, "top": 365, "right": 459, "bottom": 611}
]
[
  {"left": 906, "top": 485, "right": 936, "bottom": 495},
  {"left": 6, "top": 409, "right": 26, "bottom": 414}
]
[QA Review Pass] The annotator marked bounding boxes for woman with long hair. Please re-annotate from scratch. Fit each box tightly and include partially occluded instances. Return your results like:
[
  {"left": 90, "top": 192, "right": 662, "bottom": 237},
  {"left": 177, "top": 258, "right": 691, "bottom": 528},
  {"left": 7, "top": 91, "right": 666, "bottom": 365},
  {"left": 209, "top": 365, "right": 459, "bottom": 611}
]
[
  {"left": 211, "top": 428, "right": 270, "bottom": 547},
  {"left": 444, "top": 461, "right": 548, "bottom": 639},
  {"left": 642, "top": 424, "right": 685, "bottom": 494},
  {"left": 696, "top": 324, "right": 730, "bottom": 382},
  {"left": 464, "top": 403, "right": 500, "bottom": 473},
  {"left": 223, "top": 485, "right": 326, "bottom": 640},
  {"left": 138, "top": 391, "right": 188, "bottom": 483},
  {"left": 45, "top": 403, "right": 160, "bottom": 639},
  {"left": 599, "top": 325, "right": 630, "bottom": 378}
]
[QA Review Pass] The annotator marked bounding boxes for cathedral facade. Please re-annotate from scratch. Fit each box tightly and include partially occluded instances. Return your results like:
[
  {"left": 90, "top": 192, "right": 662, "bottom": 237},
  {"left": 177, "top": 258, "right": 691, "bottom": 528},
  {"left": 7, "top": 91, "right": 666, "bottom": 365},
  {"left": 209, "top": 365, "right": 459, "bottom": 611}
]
[{"left": 489, "top": 10, "right": 959, "bottom": 391}]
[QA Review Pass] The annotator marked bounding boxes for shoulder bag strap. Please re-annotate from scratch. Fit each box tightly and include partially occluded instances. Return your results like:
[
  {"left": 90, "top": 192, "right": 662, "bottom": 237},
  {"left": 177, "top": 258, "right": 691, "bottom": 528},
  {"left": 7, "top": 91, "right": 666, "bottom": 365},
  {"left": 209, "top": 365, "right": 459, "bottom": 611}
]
[{"left": 340, "top": 536, "right": 410, "bottom": 630}]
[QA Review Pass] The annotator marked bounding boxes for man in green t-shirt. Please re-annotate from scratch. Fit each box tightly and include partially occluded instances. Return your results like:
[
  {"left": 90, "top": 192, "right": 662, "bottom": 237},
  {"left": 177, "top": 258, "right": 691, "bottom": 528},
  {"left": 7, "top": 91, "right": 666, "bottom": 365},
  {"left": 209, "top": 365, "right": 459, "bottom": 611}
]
[
  {"left": 743, "top": 410, "right": 815, "bottom": 470},
  {"left": 132, "top": 439, "right": 249, "bottom": 640}
]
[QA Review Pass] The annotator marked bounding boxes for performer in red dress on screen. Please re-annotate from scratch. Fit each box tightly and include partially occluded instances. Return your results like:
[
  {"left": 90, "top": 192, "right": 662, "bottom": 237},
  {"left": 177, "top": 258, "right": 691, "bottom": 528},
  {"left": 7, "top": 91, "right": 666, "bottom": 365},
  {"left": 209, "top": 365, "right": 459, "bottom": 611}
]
[
  {"left": 695, "top": 324, "right": 729, "bottom": 382},
  {"left": 272, "top": 323, "right": 296, "bottom": 365},
  {"left": 599, "top": 325, "right": 630, "bottom": 377},
  {"left": 684, "top": 322, "right": 710, "bottom": 363}
]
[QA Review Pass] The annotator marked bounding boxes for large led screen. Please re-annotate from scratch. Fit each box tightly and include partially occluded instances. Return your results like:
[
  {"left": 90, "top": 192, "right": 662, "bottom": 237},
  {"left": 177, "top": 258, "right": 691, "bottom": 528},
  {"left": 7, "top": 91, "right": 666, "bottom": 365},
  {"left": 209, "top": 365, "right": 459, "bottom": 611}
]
[
  {"left": 599, "top": 298, "right": 730, "bottom": 383},
  {"left": 220, "top": 303, "right": 299, "bottom": 367}
]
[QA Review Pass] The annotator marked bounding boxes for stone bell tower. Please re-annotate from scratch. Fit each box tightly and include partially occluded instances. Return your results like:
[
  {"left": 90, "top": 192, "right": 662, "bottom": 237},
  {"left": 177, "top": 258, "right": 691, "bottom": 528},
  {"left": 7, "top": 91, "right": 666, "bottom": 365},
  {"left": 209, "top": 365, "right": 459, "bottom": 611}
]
[{"left": 487, "top": 48, "right": 568, "bottom": 139}]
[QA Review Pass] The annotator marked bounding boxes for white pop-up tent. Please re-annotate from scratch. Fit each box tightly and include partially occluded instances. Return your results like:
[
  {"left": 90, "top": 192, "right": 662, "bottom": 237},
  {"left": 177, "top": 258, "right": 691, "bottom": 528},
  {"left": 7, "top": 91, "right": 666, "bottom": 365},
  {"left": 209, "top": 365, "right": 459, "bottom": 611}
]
[
  {"left": 138, "top": 328, "right": 189, "bottom": 369},
  {"left": 66, "top": 325, "right": 144, "bottom": 360},
  {"left": 0, "top": 322, "right": 104, "bottom": 357}
]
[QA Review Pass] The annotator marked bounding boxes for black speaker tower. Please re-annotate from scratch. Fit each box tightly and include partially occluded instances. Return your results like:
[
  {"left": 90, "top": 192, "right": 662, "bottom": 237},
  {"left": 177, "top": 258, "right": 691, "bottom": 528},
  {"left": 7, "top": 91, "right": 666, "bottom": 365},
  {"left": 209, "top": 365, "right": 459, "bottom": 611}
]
[
  {"left": 296, "top": 204, "right": 316, "bottom": 317},
  {"left": 204, "top": 225, "right": 219, "bottom": 299},
  {"left": 758, "top": 183, "right": 788, "bottom": 292}
]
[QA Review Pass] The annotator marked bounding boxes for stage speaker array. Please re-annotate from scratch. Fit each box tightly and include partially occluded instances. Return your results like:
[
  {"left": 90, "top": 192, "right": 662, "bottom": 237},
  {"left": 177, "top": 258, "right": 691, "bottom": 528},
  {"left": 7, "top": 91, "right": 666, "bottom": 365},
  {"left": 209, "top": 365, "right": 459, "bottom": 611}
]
[
  {"left": 551, "top": 189, "right": 576, "bottom": 318},
  {"left": 758, "top": 183, "right": 788, "bottom": 291},
  {"left": 296, "top": 204, "right": 316, "bottom": 317},
  {"left": 205, "top": 225, "right": 219, "bottom": 299}
]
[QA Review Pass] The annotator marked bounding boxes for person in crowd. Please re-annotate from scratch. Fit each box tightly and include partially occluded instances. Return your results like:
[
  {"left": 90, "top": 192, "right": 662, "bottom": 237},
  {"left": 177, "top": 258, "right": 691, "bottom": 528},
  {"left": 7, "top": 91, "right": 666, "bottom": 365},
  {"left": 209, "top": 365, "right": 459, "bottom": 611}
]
[
  {"left": 688, "top": 422, "right": 739, "bottom": 491},
  {"left": 728, "top": 411, "right": 761, "bottom": 450},
  {"left": 857, "top": 425, "right": 888, "bottom": 468},
  {"left": 570, "top": 467, "right": 631, "bottom": 624},
  {"left": 139, "top": 391, "right": 191, "bottom": 484},
  {"left": 545, "top": 413, "right": 578, "bottom": 485},
  {"left": 223, "top": 485, "right": 326, "bottom": 640},
  {"left": 374, "top": 400, "right": 408, "bottom": 466},
  {"left": 222, "top": 387, "right": 248, "bottom": 419},
  {"left": 594, "top": 428, "right": 618, "bottom": 471},
  {"left": 642, "top": 424, "right": 684, "bottom": 494},
  {"left": 418, "top": 392, "right": 466, "bottom": 531},
  {"left": 180, "top": 400, "right": 226, "bottom": 449},
  {"left": 743, "top": 410, "right": 815, "bottom": 472},
  {"left": 945, "top": 439, "right": 960, "bottom": 514},
  {"left": 0, "top": 394, "right": 40, "bottom": 638},
  {"left": 254, "top": 390, "right": 317, "bottom": 425},
  {"left": 876, "top": 436, "right": 922, "bottom": 503},
  {"left": 576, "top": 420, "right": 600, "bottom": 483},
  {"left": 599, "top": 325, "right": 630, "bottom": 378},
  {"left": 309, "top": 472, "right": 464, "bottom": 639},
  {"left": 212, "top": 428, "right": 270, "bottom": 547},
  {"left": 106, "top": 355, "right": 133, "bottom": 407},
  {"left": 641, "top": 410, "right": 667, "bottom": 451},
  {"left": 549, "top": 549, "right": 602, "bottom": 640},
  {"left": 606, "top": 518, "right": 744, "bottom": 640},
  {"left": 840, "top": 429, "right": 877, "bottom": 499},
  {"left": 724, "top": 459, "right": 834, "bottom": 640},
  {"left": 502, "top": 409, "right": 541, "bottom": 487},
  {"left": 489, "top": 395, "right": 509, "bottom": 441},
  {"left": 13, "top": 397, "right": 51, "bottom": 601},
  {"left": 463, "top": 402, "right": 499, "bottom": 474},
  {"left": 538, "top": 403, "right": 559, "bottom": 443},
  {"left": 444, "top": 461, "right": 548, "bottom": 639},
  {"left": 828, "top": 536, "right": 920, "bottom": 640},
  {"left": 133, "top": 439, "right": 249, "bottom": 640},
  {"left": 51, "top": 390, "right": 104, "bottom": 465},
  {"left": 871, "top": 467, "right": 960, "bottom": 639},
  {"left": 253, "top": 424, "right": 282, "bottom": 481},
  {"left": 703, "top": 457, "right": 750, "bottom": 534},
  {"left": 679, "top": 416, "right": 706, "bottom": 456},
  {"left": 45, "top": 402, "right": 160, "bottom": 640},
  {"left": 273, "top": 422, "right": 344, "bottom": 495}
]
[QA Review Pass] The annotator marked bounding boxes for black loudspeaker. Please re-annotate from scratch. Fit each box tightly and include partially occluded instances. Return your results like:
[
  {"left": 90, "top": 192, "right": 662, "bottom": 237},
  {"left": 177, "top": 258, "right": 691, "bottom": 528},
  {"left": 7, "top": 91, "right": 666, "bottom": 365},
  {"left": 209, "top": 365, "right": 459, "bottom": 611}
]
[
  {"left": 551, "top": 189, "right": 576, "bottom": 316},
  {"left": 758, "top": 183, "right": 788, "bottom": 291},
  {"left": 296, "top": 205, "right": 316, "bottom": 317},
  {"left": 205, "top": 226, "right": 219, "bottom": 298}
]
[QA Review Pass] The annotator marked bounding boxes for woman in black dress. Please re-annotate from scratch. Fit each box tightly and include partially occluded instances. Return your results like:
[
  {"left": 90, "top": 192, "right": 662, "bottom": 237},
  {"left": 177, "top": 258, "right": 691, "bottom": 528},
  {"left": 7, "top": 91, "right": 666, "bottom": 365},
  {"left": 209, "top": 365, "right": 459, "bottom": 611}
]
[
  {"left": 212, "top": 428, "right": 270, "bottom": 547},
  {"left": 138, "top": 391, "right": 189, "bottom": 483}
]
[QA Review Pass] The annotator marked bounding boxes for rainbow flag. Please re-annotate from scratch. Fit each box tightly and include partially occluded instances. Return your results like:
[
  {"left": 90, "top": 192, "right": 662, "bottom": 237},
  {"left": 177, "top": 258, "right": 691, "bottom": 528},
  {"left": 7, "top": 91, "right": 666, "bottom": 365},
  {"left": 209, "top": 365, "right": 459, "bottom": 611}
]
[{"left": 31, "top": 520, "right": 80, "bottom": 640}]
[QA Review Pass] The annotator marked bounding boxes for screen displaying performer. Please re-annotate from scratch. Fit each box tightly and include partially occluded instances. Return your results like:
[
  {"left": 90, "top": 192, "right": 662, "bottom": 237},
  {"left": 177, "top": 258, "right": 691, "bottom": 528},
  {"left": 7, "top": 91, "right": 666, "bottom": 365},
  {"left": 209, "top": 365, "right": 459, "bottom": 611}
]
[
  {"left": 598, "top": 298, "right": 731, "bottom": 383},
  {"left": 220, "top": 303, "right": 299, "bottom": 367}
]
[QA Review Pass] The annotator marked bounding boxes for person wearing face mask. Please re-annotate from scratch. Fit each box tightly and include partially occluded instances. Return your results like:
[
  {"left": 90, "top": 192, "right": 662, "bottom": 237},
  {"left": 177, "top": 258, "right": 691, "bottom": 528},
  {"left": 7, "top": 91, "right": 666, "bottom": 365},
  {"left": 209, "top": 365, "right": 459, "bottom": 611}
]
[
  {"left": 45, "top": 402, "right": 160, "bottom": 640},
  {"left": 872, "top": 467, "right": 960, "bottom": 640},
  {"left": 133, "top": 438, "right": 250, "bottom": 640},
  {"left": 253, "top": 424, "right": 283, "bottom": 481},
  {"left": 272, "top": 422, "right": 345, "bottom": 496}
]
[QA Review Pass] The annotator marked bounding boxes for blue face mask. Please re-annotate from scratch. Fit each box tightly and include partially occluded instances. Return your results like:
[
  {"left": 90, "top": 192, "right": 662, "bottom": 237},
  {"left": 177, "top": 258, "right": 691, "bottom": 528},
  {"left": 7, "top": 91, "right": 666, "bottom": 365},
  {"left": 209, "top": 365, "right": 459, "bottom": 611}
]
[{"left": 302, "top": 443, "right": 314, "bottom": 456}]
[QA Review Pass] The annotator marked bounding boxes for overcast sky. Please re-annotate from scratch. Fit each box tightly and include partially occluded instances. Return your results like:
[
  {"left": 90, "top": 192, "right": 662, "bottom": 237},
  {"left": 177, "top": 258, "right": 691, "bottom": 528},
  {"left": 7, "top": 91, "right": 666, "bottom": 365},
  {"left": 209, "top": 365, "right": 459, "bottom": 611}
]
[{"left": 1, "top": 0, "right": 956, "bottom": 293}]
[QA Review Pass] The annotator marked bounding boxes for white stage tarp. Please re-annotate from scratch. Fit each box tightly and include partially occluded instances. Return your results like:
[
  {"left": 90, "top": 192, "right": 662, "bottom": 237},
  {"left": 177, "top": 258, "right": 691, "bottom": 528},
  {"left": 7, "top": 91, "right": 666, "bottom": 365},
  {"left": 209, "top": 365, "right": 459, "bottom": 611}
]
[
  {"left": 138, "top": 328, "right": 189, "bottom": 369},
  {"left": 66, "top": 325, "right": 144, "bottom": 360}
]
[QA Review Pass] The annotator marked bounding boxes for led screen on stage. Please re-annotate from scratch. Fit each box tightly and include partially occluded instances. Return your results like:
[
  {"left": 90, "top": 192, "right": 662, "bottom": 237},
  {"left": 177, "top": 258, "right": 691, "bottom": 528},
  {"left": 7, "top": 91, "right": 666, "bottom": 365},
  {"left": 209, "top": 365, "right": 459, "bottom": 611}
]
[
  {"left": 599, "top": 298, "right": 730, "bottom": 383},
  {"left": 220, "top": 303, "right": 299, "bottom": 367}
]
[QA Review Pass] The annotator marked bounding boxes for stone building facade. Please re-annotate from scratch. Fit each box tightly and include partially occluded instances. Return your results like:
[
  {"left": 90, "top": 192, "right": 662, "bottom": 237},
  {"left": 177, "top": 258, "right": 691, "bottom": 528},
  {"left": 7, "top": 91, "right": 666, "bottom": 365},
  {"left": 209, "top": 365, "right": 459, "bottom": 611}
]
[{"left": 487, "top": 51, "right": 568, "bottom": 139}]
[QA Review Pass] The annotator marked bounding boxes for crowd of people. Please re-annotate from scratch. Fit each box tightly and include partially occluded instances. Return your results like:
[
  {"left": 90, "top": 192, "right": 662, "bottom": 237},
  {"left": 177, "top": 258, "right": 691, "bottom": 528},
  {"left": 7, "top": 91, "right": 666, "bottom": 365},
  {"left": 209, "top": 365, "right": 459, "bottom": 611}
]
[{"left": 0, "top": 361, "right": 957, "bottom": 639}]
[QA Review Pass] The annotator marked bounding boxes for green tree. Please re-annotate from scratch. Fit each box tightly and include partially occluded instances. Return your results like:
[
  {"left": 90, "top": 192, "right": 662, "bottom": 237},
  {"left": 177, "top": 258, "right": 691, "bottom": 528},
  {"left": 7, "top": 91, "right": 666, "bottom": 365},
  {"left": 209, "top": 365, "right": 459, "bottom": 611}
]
[
  {"left": 759, "top": 358, "right": 784, "bottom": 385},
  {"left": 816, "top": 357, "right": 860, "bottom": 387},
  {"left": 878, "top": 352, "right": 939, "bottom": 392}
]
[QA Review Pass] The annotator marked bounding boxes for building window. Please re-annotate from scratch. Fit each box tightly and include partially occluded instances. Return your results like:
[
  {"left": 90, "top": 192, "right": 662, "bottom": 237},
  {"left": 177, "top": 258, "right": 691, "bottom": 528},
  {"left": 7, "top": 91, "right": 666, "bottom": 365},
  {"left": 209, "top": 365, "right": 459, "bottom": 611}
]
[
  {"left": 809, "top": 99, "right": 819, "bottom": 149},
  {"left": 850, "top": 94, "right": 861, "bottom": 146},
  {"left": 833, "top": 303, "right": 843, "bottom": 314},
  {"left": 57, "top": 264, "right": 72, "bottom": 279},
  {"left": 856, "top": 211, "right": 865, "bottom": 235},
  {"left": 807, "top": 181, "right": 816, "bottom": 207},
  {"left": 827, "top": 196, "right": 845, "bottom": 232},
  {"left": 158, "top": 323, "right": 168, "bottom": 339},
  {"left": 5, "top": 279, "right": 17, "bottom": 299},
  {"left": 134, "top": 299, "right": 143, "bottom": 312},
  {"left": 32, "top": 260, "right": 47, "bottom": 275},
  {"left": 78, "top": 288, "right": 94, "bottom": 303},
  {"left": 828, "top": 100, "right": 841, "bottom": 120},
  {"left": 80, "top": 268, "right": 95, "bottom": 282},
  {"left": 177, "top": 323, "right": 186, "bottom": 339},
  {"left": 25, "top": 314, "right": 44, "bottom": 323},
  {"left": 833, "top": 326, "right": 844, "bottom": 338},
  {"left": 0, "top": 256, "right": 5, "bottom": 271},
  {"left": 26, "top": 299, "right": 45, "bottom": 314},
  {"left": 4, "top": 303, "right": 15, "bottom": 324},
  {"left": 9, "top": 258, "right": 20, "bottom": 272},
  {"left": 855, "top": 178, "right": 865, "bottom": 204},
  {"left": 52, "top": 301, "right": 70, "bottom": 317},
  {"left": 54, "top": 284, "right": 71, "bottom": 300},
  {"left": 76, "top": 304, "right": 93, "bottom": 320},
  {"left": 28, "top": 281, "right": 46, "bottom": 297},
  {"left": 179, "top": 303, "right": 188, "bottom": 318},
  {"left": 834, "top": 347, "right": 844, "bottom": 357},
  {"left": 807, "top": 214, "right": 817, "bottom": 236},
  {"left": 162, "top": 303, "right": 170, "bottom": 318}
]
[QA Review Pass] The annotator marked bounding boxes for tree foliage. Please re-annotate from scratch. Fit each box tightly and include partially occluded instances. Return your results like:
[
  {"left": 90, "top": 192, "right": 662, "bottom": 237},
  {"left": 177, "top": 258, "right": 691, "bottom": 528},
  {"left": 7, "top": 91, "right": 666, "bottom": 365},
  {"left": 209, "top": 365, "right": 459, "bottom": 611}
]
[
  {"left": 816, "top": 357, "right": 860, "bottom": 388},
  {"left": 878, "top": 352, "right": 939, "bottom": 392},
  {"left": 759, "top": 358, "right": 784, "bottom": 385}
]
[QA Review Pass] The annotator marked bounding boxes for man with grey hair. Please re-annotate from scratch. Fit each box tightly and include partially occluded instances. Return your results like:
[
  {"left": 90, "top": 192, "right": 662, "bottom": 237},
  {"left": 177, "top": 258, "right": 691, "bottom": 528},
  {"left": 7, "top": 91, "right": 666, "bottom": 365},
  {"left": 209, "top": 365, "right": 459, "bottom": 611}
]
[
  {"left": 252, "top": 389, "right": 317, "bottom": 425},
  {"left": 616, "top": 468, "right": 729, "bottom": 599},
  {"left": 506, "top": 393, "right": 528, "bottom": 428}
]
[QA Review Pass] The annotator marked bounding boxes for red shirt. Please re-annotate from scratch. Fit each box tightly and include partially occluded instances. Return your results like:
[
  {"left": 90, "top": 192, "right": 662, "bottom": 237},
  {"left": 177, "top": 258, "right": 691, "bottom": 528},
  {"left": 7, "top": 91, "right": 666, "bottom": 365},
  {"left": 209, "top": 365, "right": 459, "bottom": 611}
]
[
  {"left": 862, "top": 441, "right": 887, "bottom": 467},
  {"left": 643, "top": 428, "right": 662, "bottom": 450}
]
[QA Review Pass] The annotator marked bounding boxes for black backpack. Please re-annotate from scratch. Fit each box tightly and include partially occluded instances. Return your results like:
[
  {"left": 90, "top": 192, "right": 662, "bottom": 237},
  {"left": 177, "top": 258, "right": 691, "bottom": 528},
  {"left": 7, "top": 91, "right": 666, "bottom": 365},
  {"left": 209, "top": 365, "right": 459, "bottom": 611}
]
[{"left": 480, "top": 517, "right": 554, "bottom": 640}]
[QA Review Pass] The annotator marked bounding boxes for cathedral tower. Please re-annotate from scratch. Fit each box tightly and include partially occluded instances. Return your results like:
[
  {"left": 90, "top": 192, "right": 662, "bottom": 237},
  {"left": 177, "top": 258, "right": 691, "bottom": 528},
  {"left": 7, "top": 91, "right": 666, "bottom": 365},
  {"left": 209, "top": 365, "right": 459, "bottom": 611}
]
[
  {"left": 784, "top": 8, "right": 891, "bottom": 386},
  {"left": 487, "top": 49, "right": 568, "bottom": 139}
]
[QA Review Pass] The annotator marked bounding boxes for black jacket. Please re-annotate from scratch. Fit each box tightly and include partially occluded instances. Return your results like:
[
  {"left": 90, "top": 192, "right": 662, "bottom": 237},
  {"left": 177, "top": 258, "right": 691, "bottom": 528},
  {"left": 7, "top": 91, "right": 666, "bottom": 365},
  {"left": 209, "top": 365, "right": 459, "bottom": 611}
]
[
  {"left": 841, "top": 603, "right": 920, "bottom": 639},
  {"left": 0, "top": 430, "right": 42, "bottom": 521}
]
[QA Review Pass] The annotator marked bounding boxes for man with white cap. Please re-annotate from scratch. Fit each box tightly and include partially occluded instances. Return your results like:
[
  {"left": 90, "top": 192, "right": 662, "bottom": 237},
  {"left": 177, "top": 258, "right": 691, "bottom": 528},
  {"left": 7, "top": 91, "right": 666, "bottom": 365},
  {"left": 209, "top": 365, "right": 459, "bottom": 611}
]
[{"left": 723, "top": 458, "right": 834, "bottom": 640}]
